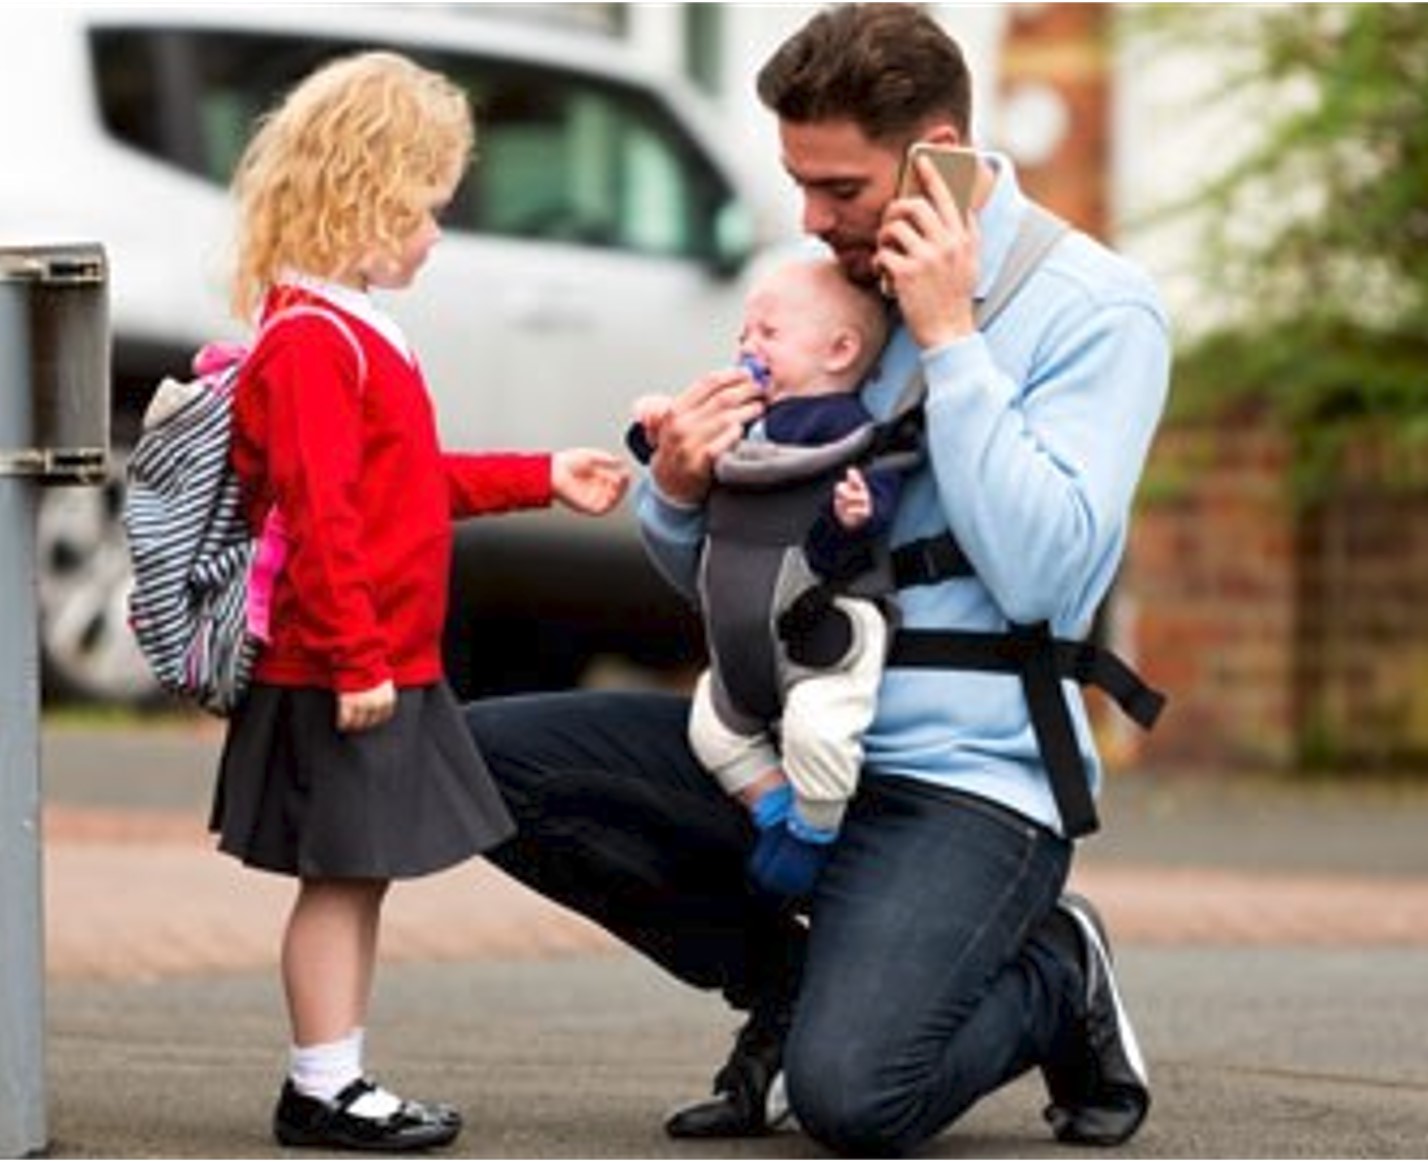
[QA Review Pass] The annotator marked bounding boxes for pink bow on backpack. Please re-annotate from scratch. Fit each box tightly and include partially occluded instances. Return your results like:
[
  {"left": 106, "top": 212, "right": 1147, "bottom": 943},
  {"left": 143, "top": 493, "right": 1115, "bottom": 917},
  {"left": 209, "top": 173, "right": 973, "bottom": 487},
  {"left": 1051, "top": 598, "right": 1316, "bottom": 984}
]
[{"left": 192, "top": 341, "right": 249, "bottom": 377}]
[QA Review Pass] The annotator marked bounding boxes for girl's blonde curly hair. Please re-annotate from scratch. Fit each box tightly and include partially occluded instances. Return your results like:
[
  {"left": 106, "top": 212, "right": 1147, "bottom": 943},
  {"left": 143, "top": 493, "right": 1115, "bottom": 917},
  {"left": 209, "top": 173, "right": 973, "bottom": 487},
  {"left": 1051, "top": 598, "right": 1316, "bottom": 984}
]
[{"left": 230, "top": 50, "right": 474, "bottom": 319}]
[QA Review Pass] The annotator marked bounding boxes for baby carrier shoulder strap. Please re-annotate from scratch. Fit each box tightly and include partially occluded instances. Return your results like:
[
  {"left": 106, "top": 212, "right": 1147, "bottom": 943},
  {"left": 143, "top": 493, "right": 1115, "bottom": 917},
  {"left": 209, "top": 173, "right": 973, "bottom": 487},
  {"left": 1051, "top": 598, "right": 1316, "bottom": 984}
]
[
  {"left": 878, "top": 203, "right": 1166, "bottom": 840},
  {"left": 877, "top": 202, "right": 1071, "bottom": 437},
  {"left": 858, "top": 203, "right": 1072, "bottom": 486}
]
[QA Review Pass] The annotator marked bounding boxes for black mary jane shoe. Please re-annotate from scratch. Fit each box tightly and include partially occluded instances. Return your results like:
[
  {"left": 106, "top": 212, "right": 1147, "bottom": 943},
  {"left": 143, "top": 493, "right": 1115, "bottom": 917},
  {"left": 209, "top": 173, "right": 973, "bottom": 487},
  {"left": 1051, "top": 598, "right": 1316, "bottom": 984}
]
[{"left": 273, "top": 1078, "right": 461, "bottom": 1153}]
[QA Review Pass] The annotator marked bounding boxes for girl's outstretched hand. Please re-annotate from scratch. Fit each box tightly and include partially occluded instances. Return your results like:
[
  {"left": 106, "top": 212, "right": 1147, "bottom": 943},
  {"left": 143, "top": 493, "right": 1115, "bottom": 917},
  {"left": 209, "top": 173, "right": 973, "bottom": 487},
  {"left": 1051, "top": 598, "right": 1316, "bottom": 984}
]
[{"left": 552, "top": 448, "right": 631, "bottom": 516}]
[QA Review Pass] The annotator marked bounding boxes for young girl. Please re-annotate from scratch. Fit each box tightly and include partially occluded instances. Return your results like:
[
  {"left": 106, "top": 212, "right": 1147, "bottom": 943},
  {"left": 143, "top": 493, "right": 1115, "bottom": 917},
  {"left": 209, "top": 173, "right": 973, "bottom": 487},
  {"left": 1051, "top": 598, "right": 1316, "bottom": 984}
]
[{"left": 210, "top": 51, "right": 629, "bottom": 1152}]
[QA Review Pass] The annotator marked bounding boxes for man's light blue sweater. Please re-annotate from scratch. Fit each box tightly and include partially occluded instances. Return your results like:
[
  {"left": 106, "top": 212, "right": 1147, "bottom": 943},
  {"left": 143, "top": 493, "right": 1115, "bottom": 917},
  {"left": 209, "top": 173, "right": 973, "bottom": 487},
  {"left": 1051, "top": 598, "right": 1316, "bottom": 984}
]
[{"left": 638, "top": 156, "right": 1171, "bottom": 835}]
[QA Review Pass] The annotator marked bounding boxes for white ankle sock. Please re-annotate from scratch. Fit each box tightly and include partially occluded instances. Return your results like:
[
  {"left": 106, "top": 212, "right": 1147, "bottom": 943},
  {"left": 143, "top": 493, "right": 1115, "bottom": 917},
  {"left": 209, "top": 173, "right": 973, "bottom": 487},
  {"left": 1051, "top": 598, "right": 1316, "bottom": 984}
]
[
  {"left": 289, "top": 1030, "right": 362, "bottom": 1103},
  {"left": 346, "top": 1084, "right": 403, "bottom": 1119},
  {"left": 289, "top": 1028, "right": 403, "bottom": 1118}
]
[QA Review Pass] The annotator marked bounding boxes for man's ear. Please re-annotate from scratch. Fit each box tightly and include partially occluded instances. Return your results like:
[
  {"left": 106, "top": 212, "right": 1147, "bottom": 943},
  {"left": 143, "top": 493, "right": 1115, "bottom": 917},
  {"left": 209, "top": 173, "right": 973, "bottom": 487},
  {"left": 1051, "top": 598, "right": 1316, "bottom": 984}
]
[{"left": 919, "top": 122, "right": 963, "bottom": 149}]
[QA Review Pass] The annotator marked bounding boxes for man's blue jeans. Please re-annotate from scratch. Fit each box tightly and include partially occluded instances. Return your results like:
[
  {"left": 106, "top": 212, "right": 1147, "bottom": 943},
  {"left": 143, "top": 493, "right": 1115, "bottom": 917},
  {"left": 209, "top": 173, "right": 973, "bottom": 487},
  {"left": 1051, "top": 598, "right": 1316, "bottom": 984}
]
[
  {"left": 787, "top": 774, "right": 1073, "bottom": 1155},
  {"left": 467, "top": 689, "right": 808, "bottom": 1011},
  {"left": 466, "top": 689, "right": 1077, "bottom": 1156}
]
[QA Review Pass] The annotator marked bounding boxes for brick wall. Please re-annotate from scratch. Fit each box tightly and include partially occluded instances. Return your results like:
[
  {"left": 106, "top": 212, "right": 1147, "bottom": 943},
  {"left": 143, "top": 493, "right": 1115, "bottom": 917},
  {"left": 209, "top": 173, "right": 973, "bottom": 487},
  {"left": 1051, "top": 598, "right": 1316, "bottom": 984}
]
[
  {"left": 999, "top": 6, "right": 1110, "bottom": 236},
  {"left": 1124, "top": 419, "right": 1428, "bottom": 772},
  {"left": 994, "top": 7, "right": 1428, "bottom": 772},
  {"left": 1295, "top": 436, "right": 1428, "bottom": 768},
  {"left": 1124, "top": 422, "right": 1298, "bottom": 768}
]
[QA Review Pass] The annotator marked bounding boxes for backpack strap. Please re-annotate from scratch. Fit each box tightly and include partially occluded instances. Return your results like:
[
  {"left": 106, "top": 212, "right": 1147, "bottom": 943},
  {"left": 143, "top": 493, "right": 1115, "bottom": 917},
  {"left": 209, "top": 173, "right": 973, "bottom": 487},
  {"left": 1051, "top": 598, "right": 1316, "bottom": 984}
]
[
  {"left": 258, "top": 304, "right": 369, "bottom": 388},
  {"left": 243, "top": 304, "right": 368, "bottom": 644},
  {"left": 864, "top": 205, "right": 1072, "bottom": 579}
]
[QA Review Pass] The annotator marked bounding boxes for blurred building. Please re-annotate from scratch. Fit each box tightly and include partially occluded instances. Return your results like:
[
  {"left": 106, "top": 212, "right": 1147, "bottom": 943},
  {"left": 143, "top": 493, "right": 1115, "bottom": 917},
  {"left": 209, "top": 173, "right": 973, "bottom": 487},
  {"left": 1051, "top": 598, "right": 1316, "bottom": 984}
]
[
  {"left": 355, "top": 5, "right": 1428, "bottom": 775},
  {"left": 461, "top": 6, "right": 1119, "bottom": 234}
]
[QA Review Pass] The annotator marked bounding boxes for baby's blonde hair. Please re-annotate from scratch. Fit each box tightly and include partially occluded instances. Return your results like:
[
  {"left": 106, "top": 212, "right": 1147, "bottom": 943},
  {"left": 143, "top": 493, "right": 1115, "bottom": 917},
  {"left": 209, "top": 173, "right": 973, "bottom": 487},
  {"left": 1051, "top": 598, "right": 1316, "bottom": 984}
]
[
  {"left": 230, "top": 51, "right": 473, "bottom": 319},
  {"left": 775, "top": 257, "right": 889, "bottom": 388},
  {"left": 811, "top": 259, "right": 888, "bottom": 381}
]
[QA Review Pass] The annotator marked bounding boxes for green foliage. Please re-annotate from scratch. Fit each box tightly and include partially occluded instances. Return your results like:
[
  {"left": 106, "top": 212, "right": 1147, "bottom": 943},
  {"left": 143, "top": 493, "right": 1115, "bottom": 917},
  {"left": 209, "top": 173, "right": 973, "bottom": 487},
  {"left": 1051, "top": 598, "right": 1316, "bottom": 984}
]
[{"left": 1129, "top": 5, "right": 1428, "bottom": 494}]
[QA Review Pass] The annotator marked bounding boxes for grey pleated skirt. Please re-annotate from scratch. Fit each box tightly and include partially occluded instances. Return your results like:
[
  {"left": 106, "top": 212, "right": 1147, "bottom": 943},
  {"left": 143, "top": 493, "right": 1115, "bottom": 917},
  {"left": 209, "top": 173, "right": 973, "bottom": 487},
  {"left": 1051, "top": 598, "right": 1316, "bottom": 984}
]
[{"left": 210, "top": 681, "right": 514, "bottom": 879}]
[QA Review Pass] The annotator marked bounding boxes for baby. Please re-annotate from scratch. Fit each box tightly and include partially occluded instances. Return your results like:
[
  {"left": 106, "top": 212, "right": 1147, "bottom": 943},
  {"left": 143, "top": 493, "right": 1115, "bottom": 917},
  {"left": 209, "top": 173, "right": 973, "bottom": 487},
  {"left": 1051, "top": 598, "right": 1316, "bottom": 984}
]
[{"left": 634, "top": 255, "right": 896, "bottom": 902}]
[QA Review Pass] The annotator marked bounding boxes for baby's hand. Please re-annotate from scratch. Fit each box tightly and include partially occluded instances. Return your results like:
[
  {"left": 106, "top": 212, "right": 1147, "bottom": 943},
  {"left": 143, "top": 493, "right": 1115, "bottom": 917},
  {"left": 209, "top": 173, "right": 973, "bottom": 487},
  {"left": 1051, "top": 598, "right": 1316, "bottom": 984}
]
[
  {"left": 833, "top": 466, "right": 872, "bottom": 530},
  {"left": 631, "top": 393, "right": 674, "bottom": 448},
  {"left": 552, "top": 448, "right": 631, "bottom": 516}
]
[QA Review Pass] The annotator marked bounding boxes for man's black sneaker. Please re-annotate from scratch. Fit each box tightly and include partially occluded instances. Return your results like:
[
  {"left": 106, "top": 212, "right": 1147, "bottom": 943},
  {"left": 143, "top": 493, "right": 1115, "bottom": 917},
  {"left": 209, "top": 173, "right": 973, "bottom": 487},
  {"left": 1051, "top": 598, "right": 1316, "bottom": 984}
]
[
  {"left": 1041, "top": 893, "right": 1151, "bottom": 1147},
  {"left": 273, "top": 1078, "right": 461, "bottom": 1152},
  {"left": 665, "top": 1009, "right": 794, "bottom": 1138}
]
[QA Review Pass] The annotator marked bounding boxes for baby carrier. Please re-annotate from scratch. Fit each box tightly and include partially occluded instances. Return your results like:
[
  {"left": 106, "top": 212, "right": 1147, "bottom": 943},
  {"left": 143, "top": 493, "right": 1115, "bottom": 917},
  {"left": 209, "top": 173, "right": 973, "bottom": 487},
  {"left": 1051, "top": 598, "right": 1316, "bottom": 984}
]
[
  {"left": 640, "top": 206, "right": 1166, "bottom": 838},
  {"left": 697, "top": 401, "right": 915, "bottom": 737}
]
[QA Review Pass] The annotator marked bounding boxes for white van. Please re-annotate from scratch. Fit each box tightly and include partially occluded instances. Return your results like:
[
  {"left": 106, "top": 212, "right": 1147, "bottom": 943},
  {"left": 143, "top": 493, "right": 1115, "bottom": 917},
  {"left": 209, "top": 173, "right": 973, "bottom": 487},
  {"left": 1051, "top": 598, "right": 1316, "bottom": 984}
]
[{"left": 1, "top": 5, "right": 780, "bottom": 703}]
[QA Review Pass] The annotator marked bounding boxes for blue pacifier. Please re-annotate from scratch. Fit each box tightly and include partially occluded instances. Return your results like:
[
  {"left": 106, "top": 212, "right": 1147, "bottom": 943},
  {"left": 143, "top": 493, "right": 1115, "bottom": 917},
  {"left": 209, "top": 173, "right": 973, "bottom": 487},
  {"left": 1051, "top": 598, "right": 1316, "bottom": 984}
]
[{"left": 738, "top": 353, "right": 771, "bottom": 391}]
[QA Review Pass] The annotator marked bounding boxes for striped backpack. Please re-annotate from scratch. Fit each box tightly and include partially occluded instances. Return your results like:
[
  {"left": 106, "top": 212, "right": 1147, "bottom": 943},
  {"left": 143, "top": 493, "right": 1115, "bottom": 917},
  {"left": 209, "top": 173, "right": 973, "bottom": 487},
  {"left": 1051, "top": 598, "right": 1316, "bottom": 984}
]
[{"left": 122, "top": 305, "right": 363, "bottom": 715}]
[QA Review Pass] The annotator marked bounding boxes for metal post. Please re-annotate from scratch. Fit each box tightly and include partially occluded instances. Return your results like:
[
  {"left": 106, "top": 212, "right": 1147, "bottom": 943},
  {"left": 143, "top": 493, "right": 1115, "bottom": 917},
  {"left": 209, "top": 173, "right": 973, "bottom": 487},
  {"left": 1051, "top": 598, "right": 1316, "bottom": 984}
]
[
  {"left": 0, "top": 265, "right": 47, "bottom": 1158},
  {"left": 0, "top": 243, "right": 105, "bottom": 1159}
]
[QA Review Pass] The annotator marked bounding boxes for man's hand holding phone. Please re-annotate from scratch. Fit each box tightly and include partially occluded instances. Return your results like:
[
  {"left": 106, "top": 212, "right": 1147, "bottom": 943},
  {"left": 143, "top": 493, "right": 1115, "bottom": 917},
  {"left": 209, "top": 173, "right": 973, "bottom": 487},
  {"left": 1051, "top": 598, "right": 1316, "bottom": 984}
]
[
  {"left": 878, "top": 143, "right": 981, "bottom": 350},
  {"left": 896, "top": 143, "right": 978, "bottom": 216}
]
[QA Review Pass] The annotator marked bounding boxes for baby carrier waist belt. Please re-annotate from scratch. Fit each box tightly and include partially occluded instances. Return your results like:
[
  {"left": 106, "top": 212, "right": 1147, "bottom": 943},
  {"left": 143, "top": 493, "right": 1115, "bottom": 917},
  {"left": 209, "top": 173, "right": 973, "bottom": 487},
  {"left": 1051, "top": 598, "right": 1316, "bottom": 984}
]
[{"left": 887, "top": 619, "right": 1165, "bottom": 839}]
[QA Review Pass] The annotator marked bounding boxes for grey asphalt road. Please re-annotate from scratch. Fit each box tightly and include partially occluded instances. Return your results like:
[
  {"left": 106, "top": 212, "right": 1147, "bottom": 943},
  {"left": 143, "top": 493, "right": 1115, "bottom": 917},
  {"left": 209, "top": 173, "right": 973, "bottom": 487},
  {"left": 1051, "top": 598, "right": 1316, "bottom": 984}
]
[
  {"left": 45, "top": 949, "right": 1428, "bottom": 1159},
  {"left": 30, "top": 714, "right": 1428, "bottom": 1158}
]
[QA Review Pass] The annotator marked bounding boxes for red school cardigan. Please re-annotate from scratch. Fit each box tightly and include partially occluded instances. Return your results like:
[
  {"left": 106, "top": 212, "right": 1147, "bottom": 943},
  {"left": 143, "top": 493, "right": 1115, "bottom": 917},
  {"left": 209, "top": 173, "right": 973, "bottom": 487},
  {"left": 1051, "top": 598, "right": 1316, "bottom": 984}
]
[{"left": 230, "top": 289, "right": 552, "bottom": 693}]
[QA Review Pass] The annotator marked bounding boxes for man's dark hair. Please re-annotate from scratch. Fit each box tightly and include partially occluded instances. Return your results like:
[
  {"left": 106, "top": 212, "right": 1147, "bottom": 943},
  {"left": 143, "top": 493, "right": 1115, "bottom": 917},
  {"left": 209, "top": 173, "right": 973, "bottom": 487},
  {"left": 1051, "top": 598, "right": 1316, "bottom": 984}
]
[{"left": 756, "top": 4, "right": 973, "bottom": 144}]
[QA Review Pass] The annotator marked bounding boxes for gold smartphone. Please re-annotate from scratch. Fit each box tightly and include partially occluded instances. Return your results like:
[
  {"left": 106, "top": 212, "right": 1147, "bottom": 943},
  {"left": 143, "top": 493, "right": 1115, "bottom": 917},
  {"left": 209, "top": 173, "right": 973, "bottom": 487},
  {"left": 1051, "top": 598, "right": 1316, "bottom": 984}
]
[{"left": 895, "top": 142, "right": 977, "bottom": 220}]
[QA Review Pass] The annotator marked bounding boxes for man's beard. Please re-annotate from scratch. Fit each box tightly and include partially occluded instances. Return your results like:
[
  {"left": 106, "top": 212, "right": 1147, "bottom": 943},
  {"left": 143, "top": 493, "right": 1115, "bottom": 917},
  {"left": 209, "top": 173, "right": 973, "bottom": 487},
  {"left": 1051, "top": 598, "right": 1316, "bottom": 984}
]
[{"left": 828, "top": 239, "right": 879, "bottom": 287}]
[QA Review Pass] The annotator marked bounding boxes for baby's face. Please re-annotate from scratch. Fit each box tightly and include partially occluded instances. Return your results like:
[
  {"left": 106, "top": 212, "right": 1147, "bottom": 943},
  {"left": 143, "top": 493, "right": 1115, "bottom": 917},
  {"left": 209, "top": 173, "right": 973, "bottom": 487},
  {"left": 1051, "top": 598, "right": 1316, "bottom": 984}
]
[{"left": 737, "top": 270, "right": 851, "bottom": 400}]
